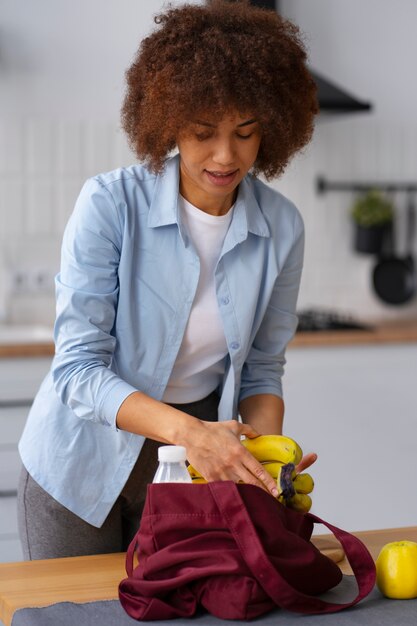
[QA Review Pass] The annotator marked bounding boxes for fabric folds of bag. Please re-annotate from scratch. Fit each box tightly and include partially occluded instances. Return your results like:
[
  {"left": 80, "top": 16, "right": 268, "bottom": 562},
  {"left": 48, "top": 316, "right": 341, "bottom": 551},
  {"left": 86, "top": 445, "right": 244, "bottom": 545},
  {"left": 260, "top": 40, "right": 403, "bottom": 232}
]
[{"left": 119, "top": 482, "right": 376, "bottom": 621}]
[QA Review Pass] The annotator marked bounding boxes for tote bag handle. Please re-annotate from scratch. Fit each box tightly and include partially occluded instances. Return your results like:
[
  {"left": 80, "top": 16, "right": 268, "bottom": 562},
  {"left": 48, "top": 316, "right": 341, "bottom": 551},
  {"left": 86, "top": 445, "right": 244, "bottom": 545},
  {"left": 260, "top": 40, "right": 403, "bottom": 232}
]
[
  {"left": 209, "top": 481, "right": 376, "bottom": 615},
  {"left": 126, "top": 536, "right": 139, "bottom": 577}
]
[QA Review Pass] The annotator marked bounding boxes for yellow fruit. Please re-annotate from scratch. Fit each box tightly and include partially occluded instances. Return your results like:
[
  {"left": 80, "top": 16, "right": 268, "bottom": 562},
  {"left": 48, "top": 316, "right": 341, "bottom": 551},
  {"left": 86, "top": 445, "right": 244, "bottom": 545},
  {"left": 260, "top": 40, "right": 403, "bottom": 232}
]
[
  {"left": 376, "top": 541, "right": 417, "bottom": 599},
  {"left": 187, "top": 435, "right": 309, "bottom": 499},
  {"left": 187, "top": 464, "right": 202, "bottom": 479},
  {"left": 261, "top": 461, "right": 285, "bottom": 479},
  {"left": 286, "top": 493, "right": 312, "bottom": 513},
  {"left": 293, "top": 472, "right": 314, "bottom": 495},
  {"left": 191, "top": 477, "right": 207, "bottom": 484},
  {"left": 241, "top": 435, "right": 303, "bottom": 465}
]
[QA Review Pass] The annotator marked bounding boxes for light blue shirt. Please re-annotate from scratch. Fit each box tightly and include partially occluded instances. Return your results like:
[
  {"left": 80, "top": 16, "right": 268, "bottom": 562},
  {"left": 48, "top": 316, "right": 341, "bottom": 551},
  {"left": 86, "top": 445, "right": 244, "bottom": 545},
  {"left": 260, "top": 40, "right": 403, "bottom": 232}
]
[{"left": 19, "top": 154, "right": 304, "bottom": 527}]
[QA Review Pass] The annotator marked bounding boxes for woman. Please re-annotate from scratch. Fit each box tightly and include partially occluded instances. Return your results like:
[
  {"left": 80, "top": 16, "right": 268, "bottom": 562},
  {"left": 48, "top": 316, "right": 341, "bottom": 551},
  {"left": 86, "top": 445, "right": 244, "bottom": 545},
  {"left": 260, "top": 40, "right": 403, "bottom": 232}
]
[{"left": 17, "top": 0, "right": 318, "bottom": 559}]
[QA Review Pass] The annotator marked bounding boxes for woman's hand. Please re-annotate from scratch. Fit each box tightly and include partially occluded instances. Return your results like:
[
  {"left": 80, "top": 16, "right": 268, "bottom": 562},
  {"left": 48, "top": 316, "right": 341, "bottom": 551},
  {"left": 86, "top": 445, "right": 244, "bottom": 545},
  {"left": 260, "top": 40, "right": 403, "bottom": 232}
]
[
  {"left": 117, "top": 390, "right": 316, "bottom": 498},
  {"left": 183, "top": 419, "right": 279, "bottom": 497},
  {"left": 295, "top": 452, "right": 318, "bottom": 474}
]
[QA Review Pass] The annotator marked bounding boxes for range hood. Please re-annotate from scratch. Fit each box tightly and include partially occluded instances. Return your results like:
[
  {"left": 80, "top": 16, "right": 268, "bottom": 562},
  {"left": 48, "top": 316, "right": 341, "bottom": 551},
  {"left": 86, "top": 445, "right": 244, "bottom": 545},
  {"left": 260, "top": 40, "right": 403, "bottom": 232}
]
[
  {"left": 310, "top": 70, "right": 371, "bottom": 113},
  {"left": 249, "top": 0, "right": 372, "bottom": 114}
]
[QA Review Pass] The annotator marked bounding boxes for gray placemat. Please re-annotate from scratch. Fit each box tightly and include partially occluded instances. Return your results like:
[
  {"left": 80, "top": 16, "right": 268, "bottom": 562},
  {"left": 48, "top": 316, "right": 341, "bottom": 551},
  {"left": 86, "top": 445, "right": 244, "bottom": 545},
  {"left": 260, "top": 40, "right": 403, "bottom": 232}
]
[{"left": 10, "top": 577, "right": 417, "bottom": 626}]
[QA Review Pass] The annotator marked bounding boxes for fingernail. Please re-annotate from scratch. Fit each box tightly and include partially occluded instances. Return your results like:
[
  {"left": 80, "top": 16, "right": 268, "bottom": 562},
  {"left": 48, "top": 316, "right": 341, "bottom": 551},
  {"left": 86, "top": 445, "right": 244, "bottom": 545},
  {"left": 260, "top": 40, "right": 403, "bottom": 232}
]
[{"left": 272, "top": 488, "right": 278, "bottom": 497}]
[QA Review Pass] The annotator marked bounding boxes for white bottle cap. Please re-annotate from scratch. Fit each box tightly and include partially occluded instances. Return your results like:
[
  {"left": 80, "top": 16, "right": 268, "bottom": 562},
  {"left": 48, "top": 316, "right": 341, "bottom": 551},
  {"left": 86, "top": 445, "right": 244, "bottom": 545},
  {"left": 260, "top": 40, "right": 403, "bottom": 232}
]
[{"left": 158, "top": 445, "right": 187, "bottom": 463}]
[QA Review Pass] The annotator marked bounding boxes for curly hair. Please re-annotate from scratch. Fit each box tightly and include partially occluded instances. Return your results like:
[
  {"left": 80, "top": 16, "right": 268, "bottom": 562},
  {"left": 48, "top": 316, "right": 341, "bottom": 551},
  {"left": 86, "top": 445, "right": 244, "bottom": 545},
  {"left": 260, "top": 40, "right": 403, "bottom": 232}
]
[{"left": 121, "top": 0, "right": 318, "bottom": 179}]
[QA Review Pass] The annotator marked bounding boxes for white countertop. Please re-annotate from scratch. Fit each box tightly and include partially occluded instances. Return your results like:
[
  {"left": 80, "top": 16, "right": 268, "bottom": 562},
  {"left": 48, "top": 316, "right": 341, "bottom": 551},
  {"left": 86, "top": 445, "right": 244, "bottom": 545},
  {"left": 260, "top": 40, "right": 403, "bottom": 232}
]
[
  {"left": 0, "top": 324, "right": 54, "bottom": 345},
  {"left": 0, "top": 324, "right": 55, "bottom": 357}
]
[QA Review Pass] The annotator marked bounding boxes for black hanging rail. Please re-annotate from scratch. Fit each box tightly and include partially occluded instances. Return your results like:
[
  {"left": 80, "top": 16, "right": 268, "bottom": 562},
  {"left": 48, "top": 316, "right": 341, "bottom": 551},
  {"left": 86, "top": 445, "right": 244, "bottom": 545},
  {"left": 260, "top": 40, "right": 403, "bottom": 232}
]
[{"left": 317, "top": 176, "right": 417, "bottom": 195}]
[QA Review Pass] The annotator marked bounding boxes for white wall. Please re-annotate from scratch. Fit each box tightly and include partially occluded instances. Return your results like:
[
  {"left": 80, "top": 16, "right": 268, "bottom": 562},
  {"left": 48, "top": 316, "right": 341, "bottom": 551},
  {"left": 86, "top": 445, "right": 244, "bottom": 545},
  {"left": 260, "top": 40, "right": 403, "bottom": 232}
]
[
  {"left": 1, "top": 0, "right": 417, "bottom": 323},
  {"left": 0, "top": 0, "right": 186, "bottom": 120},
  {"left": 276, "top": 0, "right": 417, "bottom": 321},
  {"left": 281, "top": 0, "right": 417, "bottom": 124},
  {"left": 0, "top": 0, "right": 195, "bottom": 322}
]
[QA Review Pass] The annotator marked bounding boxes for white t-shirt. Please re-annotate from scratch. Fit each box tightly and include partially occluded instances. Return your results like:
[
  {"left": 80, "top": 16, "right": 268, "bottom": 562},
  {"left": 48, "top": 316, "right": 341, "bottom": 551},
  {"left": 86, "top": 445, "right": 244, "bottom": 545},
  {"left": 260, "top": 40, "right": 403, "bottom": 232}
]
[{"left": 162, "top": 195, "right": 233, "bottom": 404}]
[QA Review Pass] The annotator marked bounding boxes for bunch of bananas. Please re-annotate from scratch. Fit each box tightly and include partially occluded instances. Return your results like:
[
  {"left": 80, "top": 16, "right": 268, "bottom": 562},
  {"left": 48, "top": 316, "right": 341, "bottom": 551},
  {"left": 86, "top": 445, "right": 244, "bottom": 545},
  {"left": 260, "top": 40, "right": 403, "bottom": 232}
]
[
  {"left": 242, "top": 435, "right": 314, "bottom": 513},
  {"left": 188, "top": 434, "right": 314, "bottom": 513}
]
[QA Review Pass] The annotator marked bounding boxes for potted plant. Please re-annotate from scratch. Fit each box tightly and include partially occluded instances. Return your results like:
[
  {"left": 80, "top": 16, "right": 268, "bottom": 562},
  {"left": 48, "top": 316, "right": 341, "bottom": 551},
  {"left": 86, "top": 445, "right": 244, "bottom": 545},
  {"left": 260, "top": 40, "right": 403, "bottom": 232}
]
[{"left": 351, "top": 189, "right": 394, "bottom": 254}]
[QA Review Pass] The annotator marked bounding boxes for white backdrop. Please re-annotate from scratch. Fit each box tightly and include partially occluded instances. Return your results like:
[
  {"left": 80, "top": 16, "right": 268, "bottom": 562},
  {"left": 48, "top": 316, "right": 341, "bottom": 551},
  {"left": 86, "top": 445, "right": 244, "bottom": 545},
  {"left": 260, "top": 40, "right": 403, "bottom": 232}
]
[{"left": 1, "top": 0, "right": 417, "bottom": 323}]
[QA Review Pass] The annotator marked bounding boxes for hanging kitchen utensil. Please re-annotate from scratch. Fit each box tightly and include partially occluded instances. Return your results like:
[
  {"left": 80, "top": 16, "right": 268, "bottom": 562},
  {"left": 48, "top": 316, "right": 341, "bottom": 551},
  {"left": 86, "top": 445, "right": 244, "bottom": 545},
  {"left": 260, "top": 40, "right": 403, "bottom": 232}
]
[{"left": 372, "top": 191, "right": 416, "bottom": 305}]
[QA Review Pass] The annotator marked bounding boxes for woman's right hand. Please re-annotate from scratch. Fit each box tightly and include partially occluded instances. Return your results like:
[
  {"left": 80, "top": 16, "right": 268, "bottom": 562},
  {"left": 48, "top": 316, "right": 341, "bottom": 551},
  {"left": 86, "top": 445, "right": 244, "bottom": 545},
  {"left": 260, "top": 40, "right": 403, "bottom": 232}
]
[
  {"left": 181, "top": 419, "right": 279, "bottom": 497},
  {"left": 116, "top": 392, "right": 278, "bottom": 497}
]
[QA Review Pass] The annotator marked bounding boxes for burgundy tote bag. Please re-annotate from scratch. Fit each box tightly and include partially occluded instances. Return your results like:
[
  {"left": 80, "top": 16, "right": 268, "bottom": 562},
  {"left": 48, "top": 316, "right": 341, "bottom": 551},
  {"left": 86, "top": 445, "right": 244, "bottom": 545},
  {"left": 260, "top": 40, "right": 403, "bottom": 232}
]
[{"left": 119, "top": 481, "right": 376, "bottom": 620}]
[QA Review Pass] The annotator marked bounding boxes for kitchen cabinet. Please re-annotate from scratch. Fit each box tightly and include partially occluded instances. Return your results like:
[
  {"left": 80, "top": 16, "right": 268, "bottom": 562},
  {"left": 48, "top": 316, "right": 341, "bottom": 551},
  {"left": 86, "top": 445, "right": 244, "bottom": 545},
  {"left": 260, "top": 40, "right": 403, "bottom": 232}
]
[
  {"left": 284, "top": 342, "right": 417, "bottom": 533},
  {"left": 0, "top": 357, "right": 51, "bottom": 563}
]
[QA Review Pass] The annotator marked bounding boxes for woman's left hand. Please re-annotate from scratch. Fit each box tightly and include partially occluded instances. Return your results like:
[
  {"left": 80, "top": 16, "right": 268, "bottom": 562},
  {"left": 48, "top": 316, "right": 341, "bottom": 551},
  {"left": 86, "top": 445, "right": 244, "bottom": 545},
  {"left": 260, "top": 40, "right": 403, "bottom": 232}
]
[{"left": 295, "top": 452, "right": 317, "bottom": 474}]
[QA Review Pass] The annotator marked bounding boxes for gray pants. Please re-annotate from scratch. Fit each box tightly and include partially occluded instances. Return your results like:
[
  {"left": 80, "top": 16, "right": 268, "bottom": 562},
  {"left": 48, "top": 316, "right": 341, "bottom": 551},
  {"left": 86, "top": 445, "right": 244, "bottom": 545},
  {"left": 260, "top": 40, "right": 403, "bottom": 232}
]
[{"left": 17, "top": 391, "right": 219, "bottom": 560}]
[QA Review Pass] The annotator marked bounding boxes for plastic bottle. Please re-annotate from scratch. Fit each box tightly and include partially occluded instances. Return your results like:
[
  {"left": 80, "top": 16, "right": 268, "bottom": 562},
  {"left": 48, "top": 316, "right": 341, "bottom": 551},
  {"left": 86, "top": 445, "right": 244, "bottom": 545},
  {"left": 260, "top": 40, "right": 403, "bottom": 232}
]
[{"left": 152, "top": 445, "right": 192, "bottom": 483}]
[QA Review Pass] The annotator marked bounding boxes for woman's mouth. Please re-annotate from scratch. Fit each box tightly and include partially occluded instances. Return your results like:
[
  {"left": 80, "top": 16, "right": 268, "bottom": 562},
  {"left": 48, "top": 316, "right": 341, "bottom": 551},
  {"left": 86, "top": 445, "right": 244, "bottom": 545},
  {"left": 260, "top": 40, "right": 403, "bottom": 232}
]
[{"left": 205, "top": 169, "right": 238, "bottom": 186}]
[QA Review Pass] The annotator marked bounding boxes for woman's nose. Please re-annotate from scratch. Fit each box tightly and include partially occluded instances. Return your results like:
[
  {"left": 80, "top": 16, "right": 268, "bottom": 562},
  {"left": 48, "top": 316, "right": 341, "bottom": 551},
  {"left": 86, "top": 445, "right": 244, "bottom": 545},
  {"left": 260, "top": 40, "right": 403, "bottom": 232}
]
[{"left": 212, "top": 138, "right": 235, "bottom": 165}]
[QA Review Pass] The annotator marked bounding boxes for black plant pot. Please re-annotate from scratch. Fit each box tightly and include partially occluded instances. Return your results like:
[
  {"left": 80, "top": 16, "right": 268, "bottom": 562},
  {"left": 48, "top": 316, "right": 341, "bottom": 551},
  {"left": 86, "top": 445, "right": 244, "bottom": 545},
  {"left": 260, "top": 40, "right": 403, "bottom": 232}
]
[{"left": 354, "top": 224, "right": 390, "bottom": 254}]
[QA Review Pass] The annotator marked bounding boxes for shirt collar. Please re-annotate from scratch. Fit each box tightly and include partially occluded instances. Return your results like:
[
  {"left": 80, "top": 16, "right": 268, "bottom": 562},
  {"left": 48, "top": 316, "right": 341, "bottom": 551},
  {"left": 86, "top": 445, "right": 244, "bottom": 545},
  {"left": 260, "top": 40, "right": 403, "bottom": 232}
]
[
  {"left": 147, "top": 154, "right": 181, "bottom": 228},
  {"left": 234, "top": 175, "right": 270, "bottom": 238},
  {"left": 148, "top": 153, "right": 270, "bottom": 239}
]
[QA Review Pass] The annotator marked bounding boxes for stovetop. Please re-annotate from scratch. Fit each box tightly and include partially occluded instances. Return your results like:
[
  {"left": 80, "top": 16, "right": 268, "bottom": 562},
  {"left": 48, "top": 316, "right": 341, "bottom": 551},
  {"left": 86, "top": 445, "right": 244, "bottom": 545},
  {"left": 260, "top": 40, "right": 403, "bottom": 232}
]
[{"left": 296, "top": 309, "right": 374, "bottom": 332}]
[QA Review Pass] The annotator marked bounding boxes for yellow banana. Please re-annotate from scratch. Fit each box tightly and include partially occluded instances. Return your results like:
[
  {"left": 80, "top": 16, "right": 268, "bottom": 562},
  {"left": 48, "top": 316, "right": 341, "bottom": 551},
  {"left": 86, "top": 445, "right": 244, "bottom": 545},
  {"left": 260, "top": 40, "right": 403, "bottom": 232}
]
[
  {"left": 187, "top": 436, "right": 313, "bottom": 507},
  {"left": 286, "top": 493, "right": 312, "bottom": 513},
  {"left": 241, "top": 435, "right": 303, "bottom": 465},
  {"left": 261, "top": 461, "right": 285, "bottom": 479},
  {"left": 189, "top": 461, "right": 286, "bottom": 481},
  {"left": 187, "top": 464, "right": 202, "bottom": 479},
  {"left": 293, "top": 472, "right": 314, "bottom": 495}
]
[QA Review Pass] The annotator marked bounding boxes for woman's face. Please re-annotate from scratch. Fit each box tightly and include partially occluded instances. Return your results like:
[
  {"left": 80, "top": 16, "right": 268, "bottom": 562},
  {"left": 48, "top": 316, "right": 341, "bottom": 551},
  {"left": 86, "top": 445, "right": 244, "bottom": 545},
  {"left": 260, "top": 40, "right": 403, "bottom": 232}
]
[{"left": 177, "top": 111, "right": 262, "bottom": 216}]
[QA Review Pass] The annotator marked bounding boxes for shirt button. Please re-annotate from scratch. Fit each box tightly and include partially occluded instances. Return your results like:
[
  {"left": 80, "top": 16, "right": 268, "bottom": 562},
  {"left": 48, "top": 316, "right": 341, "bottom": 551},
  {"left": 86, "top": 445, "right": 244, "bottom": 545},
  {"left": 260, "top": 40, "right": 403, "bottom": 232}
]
[
  {"left": 231, "top": 342, "right": 240, "bottom": 350},
  {"left": 221, "top": 297, "right": 230, "bottom": 305}
]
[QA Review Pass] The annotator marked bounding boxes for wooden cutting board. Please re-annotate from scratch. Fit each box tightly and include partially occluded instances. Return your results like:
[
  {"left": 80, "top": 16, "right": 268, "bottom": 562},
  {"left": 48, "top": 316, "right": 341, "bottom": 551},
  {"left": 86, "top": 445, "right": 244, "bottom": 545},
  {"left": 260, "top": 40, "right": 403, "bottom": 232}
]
[{"left": 312, "top": 535, "right": 345, "bottom": 563}]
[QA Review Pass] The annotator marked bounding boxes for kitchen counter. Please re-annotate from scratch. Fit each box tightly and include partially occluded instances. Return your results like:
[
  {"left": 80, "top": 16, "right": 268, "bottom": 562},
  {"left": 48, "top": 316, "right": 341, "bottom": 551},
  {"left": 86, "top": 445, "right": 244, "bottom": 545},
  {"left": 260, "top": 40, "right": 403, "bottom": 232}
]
[
  {"left": 1, "top": 526, "right": 416, "bottom": 626},
  {"left": 289, "top": 318, "right": 417, "bottom": 348},
  {"left": 0, "top": 325, "right": 54, "bottom": 358},
  {"left": 1, "top": 320, "right": 417, "bottom": 358},
  {"left": 0, "top": 343, "right": 54, "bottom": 358}
]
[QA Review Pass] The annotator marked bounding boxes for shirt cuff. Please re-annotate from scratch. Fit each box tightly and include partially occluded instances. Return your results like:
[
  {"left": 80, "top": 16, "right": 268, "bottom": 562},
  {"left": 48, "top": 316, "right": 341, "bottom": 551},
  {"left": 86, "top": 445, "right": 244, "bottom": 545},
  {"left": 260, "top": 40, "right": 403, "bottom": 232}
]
[
  {"left": 238, "top": 384, "right": 283, "bottom": 404},
  {"left": 98, "top": 380, "right": 139, "bottom": 431}
]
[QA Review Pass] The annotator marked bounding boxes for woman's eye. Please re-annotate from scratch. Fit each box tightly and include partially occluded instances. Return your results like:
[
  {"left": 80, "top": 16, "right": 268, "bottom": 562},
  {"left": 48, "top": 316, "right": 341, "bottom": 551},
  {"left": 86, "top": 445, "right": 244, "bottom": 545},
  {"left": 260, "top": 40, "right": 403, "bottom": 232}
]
[
  {"left": 195, "top": 132, "right": 212, "bottom": 141},
  {"left": 193, "top": 131, "right": 254, "bottom": 141}
]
